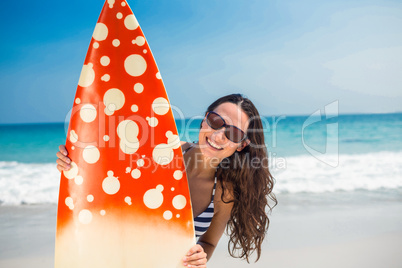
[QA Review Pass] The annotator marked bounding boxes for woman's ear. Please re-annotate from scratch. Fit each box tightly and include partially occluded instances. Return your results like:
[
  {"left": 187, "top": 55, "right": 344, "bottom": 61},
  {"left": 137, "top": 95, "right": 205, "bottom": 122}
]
[{"left": 236, "top": 138, "right": 250, "bottom": 152}]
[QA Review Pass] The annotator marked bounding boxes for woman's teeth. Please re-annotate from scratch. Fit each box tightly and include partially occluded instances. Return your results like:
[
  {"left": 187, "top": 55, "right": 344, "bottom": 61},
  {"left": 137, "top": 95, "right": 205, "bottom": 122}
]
[{"left": 207, "top": 137, "right": 223, "bottom": 150}]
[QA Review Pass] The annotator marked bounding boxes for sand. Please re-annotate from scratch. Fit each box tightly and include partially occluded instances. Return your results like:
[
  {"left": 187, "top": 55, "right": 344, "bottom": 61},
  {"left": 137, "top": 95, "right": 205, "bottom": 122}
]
[{"left": 1, "top": 191, "right": 401, "bottom": 267}]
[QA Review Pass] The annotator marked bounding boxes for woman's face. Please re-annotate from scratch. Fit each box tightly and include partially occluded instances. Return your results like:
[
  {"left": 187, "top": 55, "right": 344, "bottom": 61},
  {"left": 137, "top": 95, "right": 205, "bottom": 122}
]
[{"left": 198, "top": 102, "right": 250, "bottom": 160}]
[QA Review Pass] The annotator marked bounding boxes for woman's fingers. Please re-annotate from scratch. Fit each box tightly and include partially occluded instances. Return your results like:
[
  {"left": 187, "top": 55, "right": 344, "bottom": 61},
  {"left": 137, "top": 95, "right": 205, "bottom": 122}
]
[
  {"left": 56, "top": 151, "right": 71, "bottom": 165},
  {"left": 59, "top": 145, "right": 68, "bottom": 156},
  {"left": 185, "top": 252, "right": 207, "bottom": 262},
  {"left": 56, "top": 145, "right": 71, "bottom": 172},
  {"left": 56, "top": 151, "right": 71, "bottom": 163},
  {"left": 56, "top": 158, "right": 71, "bottom": 171},
  {"left": 184, "top": 257, "right": 207, "bottom": 267},
  {"left": 183, "top": 244, "right": 207, "bottom": 267},
  {"left": 186, "top": 244, "right": 203, "bottom": 255}
]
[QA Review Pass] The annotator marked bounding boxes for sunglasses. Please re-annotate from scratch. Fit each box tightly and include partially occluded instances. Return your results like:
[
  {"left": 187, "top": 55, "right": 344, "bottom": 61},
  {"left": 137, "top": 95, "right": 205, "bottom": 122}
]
[{"left": 205, "top": 111, "right": 248, "bottom": 143}]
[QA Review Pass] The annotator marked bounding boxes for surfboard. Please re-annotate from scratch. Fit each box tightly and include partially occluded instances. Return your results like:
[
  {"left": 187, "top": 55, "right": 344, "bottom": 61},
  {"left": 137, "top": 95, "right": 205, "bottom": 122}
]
[{"left": 55, "top": 1, "right": 195, "bottom": 267}]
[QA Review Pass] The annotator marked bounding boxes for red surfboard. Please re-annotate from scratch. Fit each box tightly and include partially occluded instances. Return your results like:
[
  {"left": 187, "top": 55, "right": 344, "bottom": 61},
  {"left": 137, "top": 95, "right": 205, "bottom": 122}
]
[{"left": 55, "top": 1, "right": 195, "bottom": 267}]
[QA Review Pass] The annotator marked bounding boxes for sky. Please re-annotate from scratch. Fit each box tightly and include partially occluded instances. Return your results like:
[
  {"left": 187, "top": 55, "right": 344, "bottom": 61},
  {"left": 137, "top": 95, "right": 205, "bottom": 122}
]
[{"left": 0, "top": 0, "right": 401, "bottom": 124}]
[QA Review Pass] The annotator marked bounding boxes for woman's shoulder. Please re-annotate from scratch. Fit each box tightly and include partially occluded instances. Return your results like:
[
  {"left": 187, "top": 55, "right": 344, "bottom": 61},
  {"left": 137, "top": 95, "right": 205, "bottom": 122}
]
[{"left": 180, "top": 141, "right": 196, "bottom": 152}]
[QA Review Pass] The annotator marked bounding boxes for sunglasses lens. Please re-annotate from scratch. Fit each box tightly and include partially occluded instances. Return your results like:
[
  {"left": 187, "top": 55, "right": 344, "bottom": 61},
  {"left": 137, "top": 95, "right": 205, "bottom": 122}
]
[
  {"left": 207, "top": 112, "right": 225, "bottom": 130},
  {"left": 225, "top": 126, "right": 246, "bottom": 143}
]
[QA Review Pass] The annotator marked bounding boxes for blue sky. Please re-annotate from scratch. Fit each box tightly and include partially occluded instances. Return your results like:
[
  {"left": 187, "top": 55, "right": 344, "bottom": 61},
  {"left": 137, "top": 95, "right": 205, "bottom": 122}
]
[{"left": 0, "top": 0, "right": 401, "bottom": 124}]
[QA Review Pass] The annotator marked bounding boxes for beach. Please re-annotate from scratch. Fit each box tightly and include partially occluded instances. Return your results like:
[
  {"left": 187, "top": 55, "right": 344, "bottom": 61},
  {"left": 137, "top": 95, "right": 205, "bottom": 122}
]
[
  {"left": 1, "top": 190, "right": 401, "bottom": 268},
  {"left": 1, "top": 114, "right": 401, "bottom": 267}
]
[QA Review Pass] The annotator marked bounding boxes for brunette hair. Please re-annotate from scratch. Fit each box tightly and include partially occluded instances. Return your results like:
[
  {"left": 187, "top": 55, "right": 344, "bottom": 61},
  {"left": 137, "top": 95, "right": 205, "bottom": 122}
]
[{"left": 205, "top": 93, "right": 277, "bottom": 262}]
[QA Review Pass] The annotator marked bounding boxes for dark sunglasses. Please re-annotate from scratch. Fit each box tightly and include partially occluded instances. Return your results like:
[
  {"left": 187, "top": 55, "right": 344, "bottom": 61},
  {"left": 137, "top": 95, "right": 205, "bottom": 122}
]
[{"left": 206, "top": 111, "right": 248, "bottom": 143}]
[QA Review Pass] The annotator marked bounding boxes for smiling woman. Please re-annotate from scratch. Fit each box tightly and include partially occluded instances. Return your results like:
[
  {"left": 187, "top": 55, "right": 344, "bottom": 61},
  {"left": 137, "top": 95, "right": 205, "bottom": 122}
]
[
  {"left": 56, "top": 93, "right": 277, "bottom": 266},
  {"left": 193, "top": 94, "right": 277, "bottom": 262}
]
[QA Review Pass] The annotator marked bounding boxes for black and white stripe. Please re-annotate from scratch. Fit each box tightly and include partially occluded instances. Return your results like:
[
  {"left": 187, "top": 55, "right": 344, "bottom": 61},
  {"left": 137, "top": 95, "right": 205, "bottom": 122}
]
[
  {"left": 194, "top": 180, "right": 216, "bottom": 238},
  {"left": 182, "top": 143, "right": 217, "bottom": 238}
]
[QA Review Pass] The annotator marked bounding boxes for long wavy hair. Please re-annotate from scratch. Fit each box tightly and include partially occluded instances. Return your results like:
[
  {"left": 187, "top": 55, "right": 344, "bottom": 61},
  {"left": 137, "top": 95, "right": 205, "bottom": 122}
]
[{"left": 204, "top": 93, "right": 277, "bottom": 262}]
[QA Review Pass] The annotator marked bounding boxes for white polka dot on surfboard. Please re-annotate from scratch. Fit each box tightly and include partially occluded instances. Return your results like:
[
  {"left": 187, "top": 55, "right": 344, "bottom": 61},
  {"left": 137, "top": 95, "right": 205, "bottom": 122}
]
[
  {"left": 83, "top": 145, "right": 100, "bottom": 164},
  {"left": 116, "top": 12, "right": 123, "bottom": 19},
  {"left": 124, "top": 54, "right": 147, "bottom": 77},
  {"left": 104, "top": 88, "right": 125, "bottom": 115},
  {"left": 152, "top": 131, "right": 179, "bottom": 165},
  {"left": 75, "top": 98, "right": 81, "bottom": 104},
  {"left": 63, "top": 162, "right": 78, "bottom": 179},
  {"left": 87, "top": 195, "right": 94, "bottom": 202},
  {"left": 131, "top": 104, "right": 138, "bottom": 112},
  {"left": 112, "top": 39, "right": 120, "bottom": 47},
  {"left": 100, "top": 56, "right": 110, "bottom": 66},
  {"left": 92, "top": 23, "right": 108, "bottom": 41},
  {"left": 101, "top": 74, "right": 110, "bottom": 82},
  {"left": 65, "top": 197, "right": 74, "bottom": 210},
  {"left": 78, "top": 209, "right": 92, "bottom": 224},
  {"left": 102, "top": 171, "right": 120, "bottom": 195},
  {"left": 152, "top": 143, "right": 174, "bottom": 165},
  {"left": 69, "top": 130, "right": 78, "bottom": 143},
  {"left": 137, "top": 159, "right": 145, "bottom": 167},
  {"left": 80, "top": 104, "right": 97, "bottom": 123},
  {"left": 78, "top": 63, "right": 95, "bottom": 87},
  {"left": 107, "top": 0, "right": 115, "bottom": 8},
  {"left": 173, "top": 170, "right": 183, "bottom": 180},
  {"left": 117, "top": 120, "right": 140, "bottom": 154},
  {"left": 103, "top": 135, "right": 110, "bottom": 141},
  {"left": 143, "top": 185, "right": 164, "bottom": 209},
  {"left": 124, "top": 14, "right": 139, "bottom": 30},
  {"left": 100, "top": 210, "right": 106, "bottom": 216},
  {"left": 152, "top": 97, "right": 169, "bottom": 115},
  {"left": 156, "top": 72, "right": 162, "bottom": 80},
  {"left": 146, "top": 117, "right": 158, "bottom": 127},
  {"left": 132, "top": 36, "right": 145, "bottom": 46},
  {"left": 134, "top": 83, "right": 143, "bottom": 93},
  {"left": 131, "top": 168, "right": 141, "bottom": 179},
  {"left": 125, "top": 196, "right": 132, "bottom": 205},
  {"left": 172, "top": 195, "right": 186, "bottom": 210},
  {"left": 167, "top": 131, "right": 181, "bottom": 149},
  {"left": 93, "top": 42, "right": 99, "bottom": 49},
  {"left": 163, "top": 210, "right": 172, "bottom": 220}
]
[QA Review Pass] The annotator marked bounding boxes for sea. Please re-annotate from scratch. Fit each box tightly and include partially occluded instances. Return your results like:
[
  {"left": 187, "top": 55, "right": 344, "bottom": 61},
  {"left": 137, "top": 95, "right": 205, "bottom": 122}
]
[{"left": 0, "top": 112, "right": 401, "bottom": 206}]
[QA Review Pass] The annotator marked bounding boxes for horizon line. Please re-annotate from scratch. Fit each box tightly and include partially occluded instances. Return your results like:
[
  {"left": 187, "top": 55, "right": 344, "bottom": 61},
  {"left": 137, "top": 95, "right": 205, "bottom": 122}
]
[{"left": 1, "top": 111, "right": 401, "bottom": 126}]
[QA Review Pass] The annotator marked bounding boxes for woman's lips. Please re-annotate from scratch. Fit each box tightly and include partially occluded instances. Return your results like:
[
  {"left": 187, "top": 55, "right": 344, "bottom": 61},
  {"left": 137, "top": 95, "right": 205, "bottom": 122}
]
[{"left": 206, "top": 137, "right": 223, "bottom": 151}]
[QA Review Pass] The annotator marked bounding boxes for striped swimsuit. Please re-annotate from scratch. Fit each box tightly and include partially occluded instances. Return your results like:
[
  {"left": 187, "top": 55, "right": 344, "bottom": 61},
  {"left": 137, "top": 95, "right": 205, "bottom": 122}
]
[{"left": 182, "top": 145, "right": 216, "bottom": 238}]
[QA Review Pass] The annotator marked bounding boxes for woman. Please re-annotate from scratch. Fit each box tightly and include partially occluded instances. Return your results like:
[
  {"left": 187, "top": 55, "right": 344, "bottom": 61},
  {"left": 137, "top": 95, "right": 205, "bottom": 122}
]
[{"left": 56, "top": 94, "right": 277, "bottom": 267}]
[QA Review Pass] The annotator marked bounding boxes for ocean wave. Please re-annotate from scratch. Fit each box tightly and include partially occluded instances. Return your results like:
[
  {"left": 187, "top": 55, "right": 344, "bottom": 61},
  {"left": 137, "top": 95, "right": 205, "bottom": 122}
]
[
  {"left": 0, "top": 162, "right": 60, "bottom": 205},
  {"left": 271, "top": 150, "right": 402, "bottom": 194},
  {"left": 0, "top": 150, "right": 402, "bottom": 205}
]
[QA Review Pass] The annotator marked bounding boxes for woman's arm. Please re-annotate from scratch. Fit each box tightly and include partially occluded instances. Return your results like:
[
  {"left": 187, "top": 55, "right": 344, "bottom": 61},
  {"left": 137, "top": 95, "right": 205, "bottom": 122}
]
[
  {"left": 187, "top": 180, "right": 234, "bottom": 264},
  {"left": 183, "top": 181, "right": 234, "bottom": 266}
]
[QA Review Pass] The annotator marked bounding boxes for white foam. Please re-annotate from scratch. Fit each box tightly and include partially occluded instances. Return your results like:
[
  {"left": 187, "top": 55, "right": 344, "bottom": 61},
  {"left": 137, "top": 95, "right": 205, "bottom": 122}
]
[
  {"left": 0, "top": 161, "right": 60, "bottom": 205},
  {"left": 272, "top": 151, "right": 402, "bottom": 193},
  {"left": 0, "top": 151, "right": 401, "bottom": 205}
]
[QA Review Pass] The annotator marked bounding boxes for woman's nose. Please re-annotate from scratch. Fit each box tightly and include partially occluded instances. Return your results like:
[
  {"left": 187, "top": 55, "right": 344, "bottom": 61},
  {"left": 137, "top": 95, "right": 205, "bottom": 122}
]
[{"left": 212, "top": 128, "right": 227, "bottom": 143}]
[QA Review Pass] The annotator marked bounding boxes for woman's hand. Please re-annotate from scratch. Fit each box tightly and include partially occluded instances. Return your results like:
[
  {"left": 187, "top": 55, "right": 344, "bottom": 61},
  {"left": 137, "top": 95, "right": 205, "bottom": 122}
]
[
  {"left": 56, "top": 145, "right": 71, "bottom": 172},
  {"left": 182, "top": 244, "right": 207, "bottom": 267}
]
